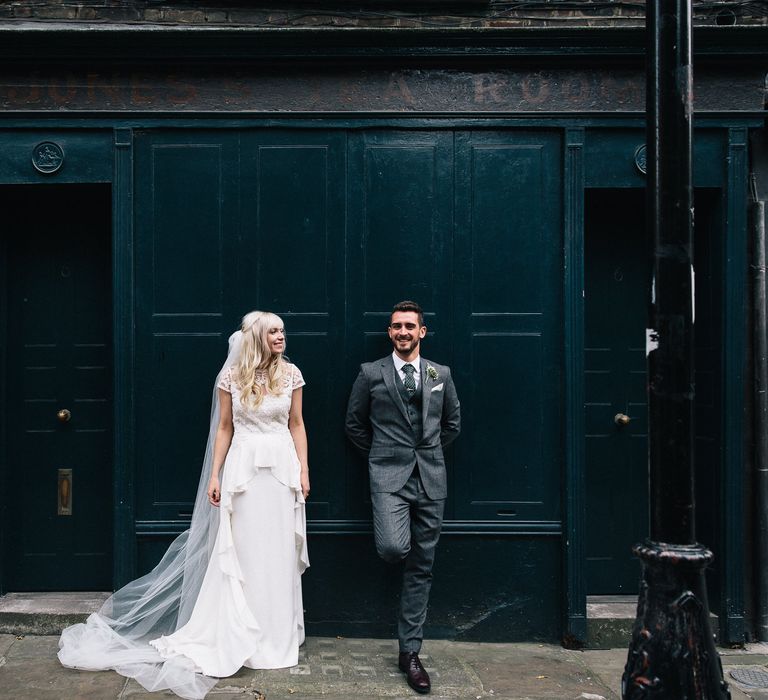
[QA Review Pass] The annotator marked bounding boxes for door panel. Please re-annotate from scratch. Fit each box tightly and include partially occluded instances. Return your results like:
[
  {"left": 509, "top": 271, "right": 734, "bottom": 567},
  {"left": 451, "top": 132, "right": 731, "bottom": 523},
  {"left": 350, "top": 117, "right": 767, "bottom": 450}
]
[
  {"left": 345, "top": 130, "right": 455, "bottom": 515},
  {"left": 133, "top": 128, "right": 564, "bottom": 539},
  {"left": 584, "top": 189, "right": 649, "bottom": 593},
  {"left": 240, "top": 130, "right": 347, "bottom": 521},
  {"left": 584, "top": 188, "right": 722, "bottom": 595},
  {"left": 4, "top": 184, "right": 112, "bottom": 590},
  {"left": 135, "top": 133, "right": 239, "bottom": 519},
  {"left": 453, "top": 131, "right": 563, "bottom": 522},
  {"left": 135, "top": 130, "right": 348, "bottom": 523},
  {"left": 346, "top": 130, "right": 454, "bottom": 356}
]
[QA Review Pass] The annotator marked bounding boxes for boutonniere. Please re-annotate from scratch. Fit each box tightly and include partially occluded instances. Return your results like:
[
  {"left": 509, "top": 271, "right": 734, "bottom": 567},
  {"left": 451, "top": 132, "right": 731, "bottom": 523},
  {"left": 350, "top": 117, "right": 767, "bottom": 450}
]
[{"left": 426, "top": 364, "right": 439, "bottom": 381}]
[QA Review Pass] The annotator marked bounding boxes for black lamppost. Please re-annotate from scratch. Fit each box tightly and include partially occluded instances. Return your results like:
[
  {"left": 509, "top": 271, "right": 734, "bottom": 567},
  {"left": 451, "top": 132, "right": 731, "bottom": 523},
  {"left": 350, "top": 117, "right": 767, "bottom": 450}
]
[{"left": 621, "top": 0, "right": 731, "bottom": 697}]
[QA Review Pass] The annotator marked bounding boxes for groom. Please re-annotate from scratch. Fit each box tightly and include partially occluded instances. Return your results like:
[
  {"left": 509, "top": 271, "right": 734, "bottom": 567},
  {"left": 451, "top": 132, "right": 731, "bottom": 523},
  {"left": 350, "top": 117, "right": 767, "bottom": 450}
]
[{"left": 345, "top": 300, "right": 460, "bottom": 694}]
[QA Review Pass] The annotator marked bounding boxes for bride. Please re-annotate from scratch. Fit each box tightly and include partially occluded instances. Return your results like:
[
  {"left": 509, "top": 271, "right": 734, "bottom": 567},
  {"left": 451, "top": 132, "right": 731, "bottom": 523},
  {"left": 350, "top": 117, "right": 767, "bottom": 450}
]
[{"left": 58, "top": 311, "right": 311, "bottom": 699}]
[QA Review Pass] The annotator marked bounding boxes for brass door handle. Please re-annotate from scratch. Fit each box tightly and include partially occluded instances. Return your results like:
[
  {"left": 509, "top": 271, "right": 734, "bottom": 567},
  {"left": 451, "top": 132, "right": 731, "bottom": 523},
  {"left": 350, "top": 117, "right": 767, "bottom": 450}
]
[
  {"left": 614, "top": 413, "right": 631, "bottom": 426},
  {"left": 57, "top": 408, "right": 71, "bottom": 423}
]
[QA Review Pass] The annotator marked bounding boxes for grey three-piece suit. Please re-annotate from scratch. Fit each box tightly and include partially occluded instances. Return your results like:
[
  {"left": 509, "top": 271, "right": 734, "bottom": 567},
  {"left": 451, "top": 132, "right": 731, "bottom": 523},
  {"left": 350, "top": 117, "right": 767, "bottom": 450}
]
[{"left": 345, "top": 355, "right": 460, "bottom": 652}]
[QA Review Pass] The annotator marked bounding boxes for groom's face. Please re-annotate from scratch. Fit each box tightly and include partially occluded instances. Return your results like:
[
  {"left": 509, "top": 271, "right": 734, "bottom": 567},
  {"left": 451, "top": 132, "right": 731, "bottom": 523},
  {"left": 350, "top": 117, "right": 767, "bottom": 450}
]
[{"left": 388, "top": 311, "right": 427, "bottom": 357}]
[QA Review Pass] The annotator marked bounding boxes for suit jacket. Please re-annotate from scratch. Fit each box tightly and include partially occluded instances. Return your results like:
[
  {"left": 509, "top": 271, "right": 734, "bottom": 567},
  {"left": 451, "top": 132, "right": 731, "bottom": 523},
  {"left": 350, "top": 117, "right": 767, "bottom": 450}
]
[{"left": 345, "top": 355, "right": 460, "bottom": 500}]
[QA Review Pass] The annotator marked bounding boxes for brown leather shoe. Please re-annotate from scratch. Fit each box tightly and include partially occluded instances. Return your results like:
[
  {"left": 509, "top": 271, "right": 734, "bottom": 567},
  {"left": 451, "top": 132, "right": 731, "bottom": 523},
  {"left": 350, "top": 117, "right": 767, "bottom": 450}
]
[{"left": 398, "top": 651, "right": 431, "bottom": 694}]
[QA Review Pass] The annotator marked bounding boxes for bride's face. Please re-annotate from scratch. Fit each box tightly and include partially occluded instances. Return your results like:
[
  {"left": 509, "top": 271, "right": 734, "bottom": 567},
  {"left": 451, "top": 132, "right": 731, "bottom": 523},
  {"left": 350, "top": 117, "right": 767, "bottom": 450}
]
[{"left": 267, "top": 326, "right": 285, "bottom": 355}]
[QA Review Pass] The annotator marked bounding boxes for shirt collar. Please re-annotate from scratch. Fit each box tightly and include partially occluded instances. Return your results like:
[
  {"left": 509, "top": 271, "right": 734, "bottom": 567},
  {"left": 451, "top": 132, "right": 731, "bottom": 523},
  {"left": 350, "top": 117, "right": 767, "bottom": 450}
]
[{"left": 392, "top": 351, "right": 420, "bottom": 373}]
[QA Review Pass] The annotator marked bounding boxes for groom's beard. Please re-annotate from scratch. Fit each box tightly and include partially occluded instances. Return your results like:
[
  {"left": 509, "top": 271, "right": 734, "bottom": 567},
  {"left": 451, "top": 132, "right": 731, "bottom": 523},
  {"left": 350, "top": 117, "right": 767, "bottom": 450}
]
[{"left": 392, "top": 336, "right": 420, "bottom": 355}]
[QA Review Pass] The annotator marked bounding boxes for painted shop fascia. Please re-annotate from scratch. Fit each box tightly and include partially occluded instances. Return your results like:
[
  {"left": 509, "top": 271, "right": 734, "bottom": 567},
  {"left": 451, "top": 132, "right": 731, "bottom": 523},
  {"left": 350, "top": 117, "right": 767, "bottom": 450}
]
[{"left": 0, "top": 22, "right": 764, "bottom": 645}]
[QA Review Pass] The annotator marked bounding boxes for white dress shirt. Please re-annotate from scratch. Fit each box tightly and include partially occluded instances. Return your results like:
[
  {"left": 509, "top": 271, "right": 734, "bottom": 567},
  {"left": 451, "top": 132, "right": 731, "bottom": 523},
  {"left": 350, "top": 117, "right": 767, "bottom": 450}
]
[{"left": 392, "top": 352, "right": 421, "bottom": 389}]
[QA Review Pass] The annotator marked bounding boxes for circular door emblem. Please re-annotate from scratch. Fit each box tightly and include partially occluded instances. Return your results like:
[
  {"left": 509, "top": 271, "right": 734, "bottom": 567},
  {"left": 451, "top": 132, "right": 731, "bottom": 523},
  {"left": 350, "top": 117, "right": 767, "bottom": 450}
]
[
  {"left": 634, "top": 144, "right": 647, "bottom": 175},
  {"left": 32, "top": 141, "right": 65, "bottom": 174}
]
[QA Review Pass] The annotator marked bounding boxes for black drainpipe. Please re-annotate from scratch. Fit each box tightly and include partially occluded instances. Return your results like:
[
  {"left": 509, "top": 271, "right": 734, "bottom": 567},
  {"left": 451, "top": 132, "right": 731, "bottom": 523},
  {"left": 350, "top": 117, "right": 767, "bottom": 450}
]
[{"left": 753, "top": 182, "right": 768, "bottom": 642}]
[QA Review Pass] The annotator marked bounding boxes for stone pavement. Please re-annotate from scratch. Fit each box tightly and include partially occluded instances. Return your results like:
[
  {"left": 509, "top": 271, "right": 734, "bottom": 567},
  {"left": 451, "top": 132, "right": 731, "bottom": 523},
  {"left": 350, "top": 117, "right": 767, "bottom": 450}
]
[{"left": 1, "top": 633, "right": 768, "bottom": 700}]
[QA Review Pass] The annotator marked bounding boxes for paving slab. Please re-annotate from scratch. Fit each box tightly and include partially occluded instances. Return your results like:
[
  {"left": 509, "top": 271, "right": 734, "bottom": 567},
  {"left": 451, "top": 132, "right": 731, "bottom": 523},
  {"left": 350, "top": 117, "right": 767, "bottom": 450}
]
[
  {"left": 0, "top": 634, "right": 766, "bottom": 699},
  {"left": 0, "top": 654, "right": 127, "bottom": 699},
  {"left": 0, "top": 591, "right": 110, "bottom": 635},
  {"left": 4, "top": 633, "right": 60, "bottom": 659},
  {"left": 579, "top": 649, "right": 626, "bottom": 699},
  {"left": 0, "top": 633, "right": 16, "bottom": 658},
  {"left": 233, "top": 637, "right": 478, "bottom": 698},
  {"left": 449, "top": 642, "right": 618, "bottom": 700}
]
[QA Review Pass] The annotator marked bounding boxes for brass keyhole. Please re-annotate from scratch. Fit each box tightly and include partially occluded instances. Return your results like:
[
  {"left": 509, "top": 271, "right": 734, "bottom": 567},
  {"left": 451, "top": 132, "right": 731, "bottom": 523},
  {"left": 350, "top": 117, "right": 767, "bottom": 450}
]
[{"left": 57, "top": 408, "right": 71, "bottom": 423}]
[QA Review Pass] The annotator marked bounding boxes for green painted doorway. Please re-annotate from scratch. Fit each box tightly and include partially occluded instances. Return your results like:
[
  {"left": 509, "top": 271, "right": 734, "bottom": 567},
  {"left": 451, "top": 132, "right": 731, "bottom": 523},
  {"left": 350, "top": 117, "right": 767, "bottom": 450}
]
[
  {"left": 584, "top": 188, "right": 650, "bottom": 594},
  {"left": 2, "top": 184, "right": 113, "bottom": 591},
  {"left": 584, "top": 187, "right": 723, "bottom": 596}
]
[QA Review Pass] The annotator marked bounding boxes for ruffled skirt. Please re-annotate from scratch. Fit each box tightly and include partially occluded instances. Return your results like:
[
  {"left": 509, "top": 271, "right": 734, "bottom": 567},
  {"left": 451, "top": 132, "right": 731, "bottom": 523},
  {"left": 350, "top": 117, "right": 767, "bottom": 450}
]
[{"left": 150, "top": 431, "right": 309, "bottom": 676}]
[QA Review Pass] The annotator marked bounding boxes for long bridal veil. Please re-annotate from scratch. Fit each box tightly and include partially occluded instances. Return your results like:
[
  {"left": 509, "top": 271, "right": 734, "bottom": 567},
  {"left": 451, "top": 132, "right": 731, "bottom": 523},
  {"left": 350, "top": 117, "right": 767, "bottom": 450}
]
[{"left": 58, "top": 331, "right": 245, "bottom": 700}]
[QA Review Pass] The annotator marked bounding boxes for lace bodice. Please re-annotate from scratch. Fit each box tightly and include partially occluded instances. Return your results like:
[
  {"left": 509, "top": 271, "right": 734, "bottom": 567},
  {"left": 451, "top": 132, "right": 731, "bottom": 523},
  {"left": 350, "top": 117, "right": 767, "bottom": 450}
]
[{"left": 217, "top": 363, "right": 305, "bottom": 435}]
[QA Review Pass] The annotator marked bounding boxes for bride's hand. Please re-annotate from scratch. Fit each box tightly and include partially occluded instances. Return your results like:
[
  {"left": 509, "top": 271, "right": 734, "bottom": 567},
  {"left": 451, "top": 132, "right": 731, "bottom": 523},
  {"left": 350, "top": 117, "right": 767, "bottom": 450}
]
[
  {"left": 207, "top": 476, "right": 221, "bottom": 507},
  {"left": 300, "top": 471, "right": 310, "bottom": 500}
]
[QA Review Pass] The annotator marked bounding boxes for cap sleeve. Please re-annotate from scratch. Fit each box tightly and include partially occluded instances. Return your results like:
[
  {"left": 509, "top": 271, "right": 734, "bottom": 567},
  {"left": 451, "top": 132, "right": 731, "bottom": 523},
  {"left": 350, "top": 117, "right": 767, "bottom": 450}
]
[
  {"left": 291, "top": 364, "right": 306, "bottom": 391},
  {"left": 216, "top": 366, "right": 232, "bottom": 393}
]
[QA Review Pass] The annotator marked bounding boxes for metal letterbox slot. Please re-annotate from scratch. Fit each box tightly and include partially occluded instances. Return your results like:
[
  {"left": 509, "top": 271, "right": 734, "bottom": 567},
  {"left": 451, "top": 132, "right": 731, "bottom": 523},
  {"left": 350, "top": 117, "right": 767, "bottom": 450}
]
[{"left": 58, "top": 468, "right": 72, "bottom": 516}]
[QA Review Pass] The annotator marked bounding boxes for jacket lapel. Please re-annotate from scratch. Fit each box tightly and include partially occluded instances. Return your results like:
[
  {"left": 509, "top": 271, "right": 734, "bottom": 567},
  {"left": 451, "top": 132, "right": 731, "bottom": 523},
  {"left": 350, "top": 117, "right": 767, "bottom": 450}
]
[{"left": 381, "top": 358, "right": 411, "bottom": 424}]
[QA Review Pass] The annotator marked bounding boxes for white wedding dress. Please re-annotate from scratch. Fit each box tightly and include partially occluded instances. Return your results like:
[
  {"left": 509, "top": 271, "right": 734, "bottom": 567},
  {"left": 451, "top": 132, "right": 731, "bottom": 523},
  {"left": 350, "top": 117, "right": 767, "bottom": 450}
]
[
  {"left": 150, "top": 363, "right": 309, "bottom": 674},
  {"left": 58, "top": 358, "right": 309, "bottom": 699}
]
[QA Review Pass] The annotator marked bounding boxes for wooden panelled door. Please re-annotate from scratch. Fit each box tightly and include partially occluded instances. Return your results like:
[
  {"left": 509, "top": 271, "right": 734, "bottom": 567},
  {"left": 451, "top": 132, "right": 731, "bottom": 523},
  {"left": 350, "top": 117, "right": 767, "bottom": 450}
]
[
  {"left": 3, "top": 184, "right": 112, "bottom": 591},
  {"left": 132, "top": 127, "right": 564, "bottom": 548},
  {"left": 584, "top": 188, "right": 650, "bottom": 594},
  {"left": 584, "top": 187, "right": 722, "bottom": 596}
]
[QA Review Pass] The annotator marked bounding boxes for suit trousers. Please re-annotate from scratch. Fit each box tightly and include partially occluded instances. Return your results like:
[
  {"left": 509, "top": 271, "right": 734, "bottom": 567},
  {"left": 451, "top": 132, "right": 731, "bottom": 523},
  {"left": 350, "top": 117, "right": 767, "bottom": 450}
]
[{"left": 371, "top": 469, "right": 445, "bottom": 653}]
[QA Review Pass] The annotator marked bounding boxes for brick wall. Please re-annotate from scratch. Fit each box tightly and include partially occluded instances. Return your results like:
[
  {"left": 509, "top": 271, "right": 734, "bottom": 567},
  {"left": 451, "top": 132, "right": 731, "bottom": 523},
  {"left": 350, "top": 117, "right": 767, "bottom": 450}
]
[{"left": 0, "top": 1, "right": 765, "bottom": 28}]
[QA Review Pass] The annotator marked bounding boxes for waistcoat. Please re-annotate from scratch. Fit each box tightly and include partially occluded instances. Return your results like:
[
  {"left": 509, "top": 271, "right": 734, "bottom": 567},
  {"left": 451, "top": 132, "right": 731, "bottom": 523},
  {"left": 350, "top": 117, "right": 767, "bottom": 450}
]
[{"left": 395, "top": 370, "right": 423, "bottom": 443}]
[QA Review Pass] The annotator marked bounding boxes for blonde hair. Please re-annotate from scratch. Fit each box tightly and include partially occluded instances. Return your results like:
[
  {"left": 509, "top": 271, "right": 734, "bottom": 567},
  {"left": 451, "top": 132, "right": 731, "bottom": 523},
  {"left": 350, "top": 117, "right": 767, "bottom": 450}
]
[{"left": 234, "top": 310, "right": 286, "bottom": 408}]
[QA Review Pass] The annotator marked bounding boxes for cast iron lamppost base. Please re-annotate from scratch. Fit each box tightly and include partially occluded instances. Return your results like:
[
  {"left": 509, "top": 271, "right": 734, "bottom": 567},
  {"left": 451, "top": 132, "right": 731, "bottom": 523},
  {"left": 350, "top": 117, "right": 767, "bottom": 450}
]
[{"left": 623, "top": 543, "right": 729, "bottom": 699}]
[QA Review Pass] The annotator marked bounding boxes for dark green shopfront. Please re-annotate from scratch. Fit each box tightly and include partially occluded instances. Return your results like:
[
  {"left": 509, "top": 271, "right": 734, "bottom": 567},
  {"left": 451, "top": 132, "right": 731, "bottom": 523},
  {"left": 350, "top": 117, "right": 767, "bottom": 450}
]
[{"left": 0, "top": 26, "right": 763, "bottom": 645}]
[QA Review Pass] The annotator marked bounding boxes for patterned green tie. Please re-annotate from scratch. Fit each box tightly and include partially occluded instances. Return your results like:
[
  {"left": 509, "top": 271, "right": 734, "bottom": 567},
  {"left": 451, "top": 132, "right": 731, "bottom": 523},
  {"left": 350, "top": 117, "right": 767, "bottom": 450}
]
[{"left": 402, "top": 363, "right": 416, "bottom": 395}]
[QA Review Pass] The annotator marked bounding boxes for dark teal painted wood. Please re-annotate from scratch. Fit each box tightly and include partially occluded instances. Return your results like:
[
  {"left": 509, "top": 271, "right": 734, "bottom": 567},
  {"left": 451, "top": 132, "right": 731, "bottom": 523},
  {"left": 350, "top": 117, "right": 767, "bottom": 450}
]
[
  {"left": 133, "top": 129, "right": 350, "bottom": 524},
  {"left": 346, "top": 128, "right": 455, "bottom": 515},
  {"left": 0, "top": 25, "right": 766, "bottom": 62},
  {"left": 564, "top": 126, "right": 587, "bottom": 644},
  {"left": 112, "top": 127, "right": 136, "bottom": 589},
  {"left": 0, "top": 131, "right": 112, "bottom": 184},
  {"left": 135, "top": 534, "right": 563, "bottom": 643},
  {"left": 584, "top": 129, "right": 727, "bottom": 188},
  {"left": 720, "top": 127, "right": 748, "bottom": 644},
  {"left": 0, "top": 118, "right": 737, "bottom": 642},
  {"left": 584, "top": 189, "right": 649, "bottom": 594},
  {"left": 301, "top": 536, "right": 562, "bottom": 643},
  {"left": 135, "top": 520, "right": 563, "bottom": 537},
  {"left": 239, "top": 129, "right": 347, "bottom": 521},
  {"left": 0, "top": 115, "right": 760, "bottom": 132},
  {"left": 130, "top": 126, "right": 565, "bottom": 639},
  {"left": 691, "top": 189, "right": 725, "bottom": 616},
  {"left": 3, "top": 184, "right": 112, "bottom": 590},
  {"left": 453, "top": 130, "right": 563, "bottom": 523},
  {"left": 133, "top": 131, "right": 241, "bottom": 523},
  {"left": 581, "top": 186, "right": 727, "bottom": 613}
]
